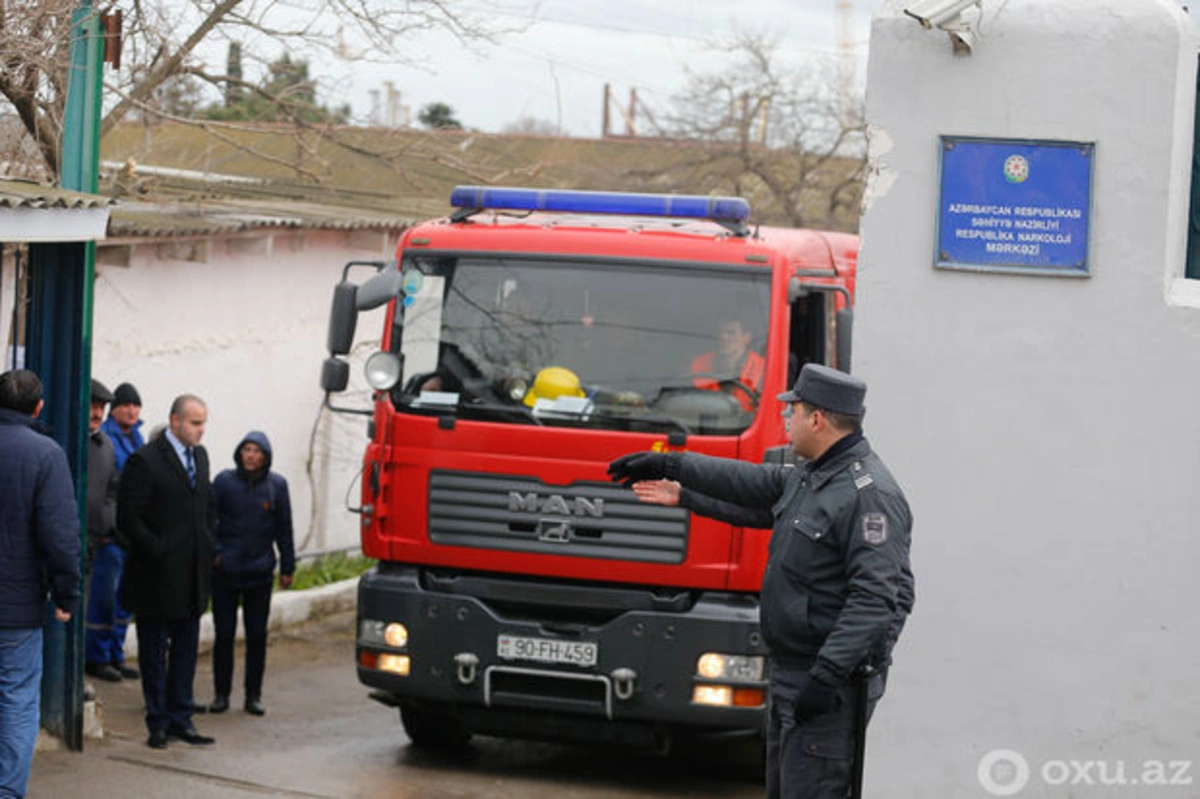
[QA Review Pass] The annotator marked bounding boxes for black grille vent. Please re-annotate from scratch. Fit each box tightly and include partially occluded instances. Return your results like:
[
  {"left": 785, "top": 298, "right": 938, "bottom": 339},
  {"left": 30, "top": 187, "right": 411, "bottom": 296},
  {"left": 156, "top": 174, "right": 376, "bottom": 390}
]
[{"left": 429, "top": 471, "right": 689, "bottom": 564}]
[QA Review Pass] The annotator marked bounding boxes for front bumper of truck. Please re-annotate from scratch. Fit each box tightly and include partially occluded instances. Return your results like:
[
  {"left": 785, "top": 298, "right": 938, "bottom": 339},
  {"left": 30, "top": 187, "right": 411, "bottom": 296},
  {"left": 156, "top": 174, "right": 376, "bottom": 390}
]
[{"left": 355, "top": 564, "right": 769, "bottom": 747}]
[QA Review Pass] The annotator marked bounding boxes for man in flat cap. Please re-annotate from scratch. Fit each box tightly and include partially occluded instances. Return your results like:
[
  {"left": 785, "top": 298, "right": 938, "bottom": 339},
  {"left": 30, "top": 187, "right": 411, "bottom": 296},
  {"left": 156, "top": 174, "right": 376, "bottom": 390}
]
[
  {"left": 608, "top": 363, "right": 915, "bottom": 799},
  {"left": 85, "top": 379, "right": 138, "bottom": 683}
]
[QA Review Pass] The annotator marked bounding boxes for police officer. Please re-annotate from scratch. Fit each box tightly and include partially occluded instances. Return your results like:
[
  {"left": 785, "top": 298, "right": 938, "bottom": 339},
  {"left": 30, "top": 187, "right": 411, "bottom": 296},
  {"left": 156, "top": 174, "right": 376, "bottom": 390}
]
[{"left": 608, "top": 364, "right": 915, "bottom": 799}]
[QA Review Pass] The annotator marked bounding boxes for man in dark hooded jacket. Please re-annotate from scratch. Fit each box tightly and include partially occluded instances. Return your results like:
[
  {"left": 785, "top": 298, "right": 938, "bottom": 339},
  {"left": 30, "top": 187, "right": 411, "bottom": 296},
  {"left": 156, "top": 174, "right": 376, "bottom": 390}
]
[
  {"left": 0, "top": 369, "right": 79, "bottom": 797},
  {"left": 207, "top": 431, "right": 295, "bottom": 716}
]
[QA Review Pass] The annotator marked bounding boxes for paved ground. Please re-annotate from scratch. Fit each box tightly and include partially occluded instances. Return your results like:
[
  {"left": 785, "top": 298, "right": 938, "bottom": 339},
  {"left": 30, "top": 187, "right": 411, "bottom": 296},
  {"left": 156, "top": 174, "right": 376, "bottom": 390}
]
[{"left": 30, "top": 609, "right": 762, "bottom": 798}]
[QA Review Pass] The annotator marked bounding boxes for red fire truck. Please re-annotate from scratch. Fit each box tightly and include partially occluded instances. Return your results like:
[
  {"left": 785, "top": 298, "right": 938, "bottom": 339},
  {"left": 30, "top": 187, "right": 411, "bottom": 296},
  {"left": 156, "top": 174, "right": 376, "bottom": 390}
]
[{"left": 320, "top": 187, "right": 856, "bottom": 753}]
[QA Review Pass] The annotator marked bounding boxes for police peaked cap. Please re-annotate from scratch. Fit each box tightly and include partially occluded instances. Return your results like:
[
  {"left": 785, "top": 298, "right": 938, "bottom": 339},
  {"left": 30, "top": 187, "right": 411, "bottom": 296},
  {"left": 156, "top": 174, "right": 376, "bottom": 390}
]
[{"left": 777, "top": 363, "right": 866, "bottom": 417}]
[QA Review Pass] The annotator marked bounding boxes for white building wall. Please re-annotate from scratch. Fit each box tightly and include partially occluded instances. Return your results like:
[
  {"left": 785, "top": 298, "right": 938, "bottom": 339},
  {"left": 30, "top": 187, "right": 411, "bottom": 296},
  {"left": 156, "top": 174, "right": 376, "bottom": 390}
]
[
  {"left": 1, "top": 250, "right": 20, "bottom": 369},
  {"left": 92, "top": 230, "right": 395, "bottom": 556},
  {"left": 858, "top": 1, "right": 1200, "bottom": 795}
]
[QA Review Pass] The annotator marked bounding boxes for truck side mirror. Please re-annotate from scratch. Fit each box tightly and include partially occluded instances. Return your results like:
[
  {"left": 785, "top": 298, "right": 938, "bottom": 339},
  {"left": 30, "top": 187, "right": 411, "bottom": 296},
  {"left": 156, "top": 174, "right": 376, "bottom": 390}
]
[
  {"left": 321, "top": 357, "right": 350, "bottom": 393},
  {"left": 328, "top": 281, "right": 358, "bottom": 356},
  {"left": 356, "top": 260, "right": 403, "bottom": 311},
  {"left": 836, "top": 308, "right": 853, "bottom": 373}
]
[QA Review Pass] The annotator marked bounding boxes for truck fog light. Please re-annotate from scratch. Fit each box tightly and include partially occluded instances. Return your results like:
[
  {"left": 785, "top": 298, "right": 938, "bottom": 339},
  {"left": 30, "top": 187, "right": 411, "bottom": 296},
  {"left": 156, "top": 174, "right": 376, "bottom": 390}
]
[
  {"left": 384, "top": 623, "right": 409, "bottom": 648},
  {"left": 378, "top": 654, "right": 411, "bottom": 676},
  {"left": 695, "top": 653, "right": 764, "bottom": 681},
  {"left": 692, "top": 685, "right": 733, "bottom": 707}
]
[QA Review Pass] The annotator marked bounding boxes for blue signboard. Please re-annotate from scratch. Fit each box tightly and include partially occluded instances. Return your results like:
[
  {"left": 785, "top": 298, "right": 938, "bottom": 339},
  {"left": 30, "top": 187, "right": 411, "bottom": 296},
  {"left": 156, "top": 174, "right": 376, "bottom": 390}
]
[{"left": 937, "top": 137, "right": 1094, "bottom": 276}]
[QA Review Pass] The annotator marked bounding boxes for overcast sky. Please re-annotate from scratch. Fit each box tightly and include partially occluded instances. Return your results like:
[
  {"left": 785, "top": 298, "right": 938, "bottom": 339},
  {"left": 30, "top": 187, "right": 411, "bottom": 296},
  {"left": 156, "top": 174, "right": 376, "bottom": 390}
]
[{"left": 197, "top": 0, "right": 888, "bottom": 137}]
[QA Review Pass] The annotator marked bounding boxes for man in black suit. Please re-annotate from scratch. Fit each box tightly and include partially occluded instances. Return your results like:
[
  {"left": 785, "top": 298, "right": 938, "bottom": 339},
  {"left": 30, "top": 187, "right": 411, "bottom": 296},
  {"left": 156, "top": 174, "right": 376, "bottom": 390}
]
[{"left": 118, "top": 394, "right": 216, "bottom": 749}]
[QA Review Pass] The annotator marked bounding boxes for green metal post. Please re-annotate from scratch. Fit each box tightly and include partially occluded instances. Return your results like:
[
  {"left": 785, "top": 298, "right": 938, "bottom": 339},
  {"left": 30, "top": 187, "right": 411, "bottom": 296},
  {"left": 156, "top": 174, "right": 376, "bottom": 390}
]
[{"left": 29, "top": 0, "right": 103, "bottom": 750}]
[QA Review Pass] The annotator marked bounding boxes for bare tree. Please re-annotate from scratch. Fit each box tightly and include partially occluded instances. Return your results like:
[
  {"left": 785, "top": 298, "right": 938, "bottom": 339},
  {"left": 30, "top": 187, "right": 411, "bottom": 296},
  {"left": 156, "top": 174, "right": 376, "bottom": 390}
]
[
  {"left": 651, "top": 31, "right": 866, "bottom": 232},
  {"left": 503, "top": 116, "right": 559, "bottom": 137},
  {"left": 0, "top": 0, "right": 498, "bottom": 179}
]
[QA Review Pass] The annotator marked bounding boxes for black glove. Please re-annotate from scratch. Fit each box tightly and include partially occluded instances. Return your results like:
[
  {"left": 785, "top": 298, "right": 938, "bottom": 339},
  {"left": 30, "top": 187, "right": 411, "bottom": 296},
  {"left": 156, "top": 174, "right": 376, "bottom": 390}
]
[
  {"left": 794, "top": 674, "right": 841, "bottom": 721},
  {"left": 607, "top": 452, "right": 670, "bottom": 486}
]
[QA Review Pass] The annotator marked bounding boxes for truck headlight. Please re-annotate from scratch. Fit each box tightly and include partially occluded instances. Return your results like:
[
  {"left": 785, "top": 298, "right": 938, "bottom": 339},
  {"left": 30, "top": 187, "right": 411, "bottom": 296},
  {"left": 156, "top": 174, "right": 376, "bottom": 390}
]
[
  {"left": 384, "top": 623, "right": 409, "bottom": 648},
  {"left": 696, "top": 653, "right": 764, "bottom": 682},
  {"left": 360, "top": 619, "right": 410, "bottom": 649}
]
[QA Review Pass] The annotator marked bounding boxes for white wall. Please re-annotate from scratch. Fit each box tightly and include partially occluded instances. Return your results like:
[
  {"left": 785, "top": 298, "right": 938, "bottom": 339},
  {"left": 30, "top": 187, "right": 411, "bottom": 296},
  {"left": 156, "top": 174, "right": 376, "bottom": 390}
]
[
  {"left": 1, "top": 249, "right": 19, "bottom": 369},
  {"left": 92, "top": 230, "right": 395, "bottom": 555},
  {"left": 858, "top": 1, "right": 1200, "bottom": 796}
]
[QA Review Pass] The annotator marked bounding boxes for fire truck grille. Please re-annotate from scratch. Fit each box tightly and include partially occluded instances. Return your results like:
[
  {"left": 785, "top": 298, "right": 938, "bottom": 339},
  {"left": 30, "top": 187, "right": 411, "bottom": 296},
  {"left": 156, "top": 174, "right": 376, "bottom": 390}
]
[{"left": 428, "top": 471, "right": 690, "bottom": 564}]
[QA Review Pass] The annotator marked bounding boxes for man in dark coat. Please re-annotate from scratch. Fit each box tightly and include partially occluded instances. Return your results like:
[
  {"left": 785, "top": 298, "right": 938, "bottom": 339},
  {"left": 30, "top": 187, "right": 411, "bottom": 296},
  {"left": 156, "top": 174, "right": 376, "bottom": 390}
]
[
  {"left": 0, "top": 369, "right": 79, "bottom": 798},
  {"left": 84, "top": 378, "right": 138, "bottom": 683},
  {"left": 207, "top": 430, "right": 295, "bottom": 717},
  {"left": 118, "top": 394, "right": 216, "bottom": 749}
]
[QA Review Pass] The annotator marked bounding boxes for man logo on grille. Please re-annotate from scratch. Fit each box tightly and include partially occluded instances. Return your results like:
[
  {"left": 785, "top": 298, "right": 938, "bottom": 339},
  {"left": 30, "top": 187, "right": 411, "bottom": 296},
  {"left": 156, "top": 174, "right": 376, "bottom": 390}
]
[{"left": 508, "top": 491, "right": 605, "bottom": 518}]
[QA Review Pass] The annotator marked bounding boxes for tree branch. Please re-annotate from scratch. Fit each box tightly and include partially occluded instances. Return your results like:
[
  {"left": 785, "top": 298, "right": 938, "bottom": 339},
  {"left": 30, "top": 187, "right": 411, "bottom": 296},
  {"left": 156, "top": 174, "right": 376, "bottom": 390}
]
[{"left": 100, "top": 0, "right": 244, "bottom": 138}]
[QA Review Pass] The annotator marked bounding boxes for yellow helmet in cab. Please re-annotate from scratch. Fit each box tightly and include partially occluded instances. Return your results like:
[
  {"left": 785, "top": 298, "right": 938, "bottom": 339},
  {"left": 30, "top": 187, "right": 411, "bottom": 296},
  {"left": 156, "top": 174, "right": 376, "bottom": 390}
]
[{"left": 523, "top": 366, "right": 586, "bottom": 407}]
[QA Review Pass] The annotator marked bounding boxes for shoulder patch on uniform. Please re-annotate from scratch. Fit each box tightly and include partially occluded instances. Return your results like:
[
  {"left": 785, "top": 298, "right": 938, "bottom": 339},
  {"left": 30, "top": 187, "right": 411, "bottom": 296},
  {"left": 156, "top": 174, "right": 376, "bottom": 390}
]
[
  {"left": 854, "top": 473, "right": 874, "bottom": 490},
  {"left": 861, "top": 513, "right": 888, "bottom": 545}
]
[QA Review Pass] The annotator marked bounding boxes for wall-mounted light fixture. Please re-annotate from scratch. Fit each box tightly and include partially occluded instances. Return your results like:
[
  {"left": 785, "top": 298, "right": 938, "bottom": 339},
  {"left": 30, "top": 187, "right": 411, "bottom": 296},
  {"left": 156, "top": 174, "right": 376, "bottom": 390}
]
[{"left": 904, "top": 0, "right": 984, "bottom": 55}]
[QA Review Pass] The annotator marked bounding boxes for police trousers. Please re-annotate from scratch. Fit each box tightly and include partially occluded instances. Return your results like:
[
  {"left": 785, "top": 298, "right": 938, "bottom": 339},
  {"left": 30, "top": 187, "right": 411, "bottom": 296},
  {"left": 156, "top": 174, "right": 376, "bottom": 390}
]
[{"left": 765, "top": 661, "right": 886, "bottom": 799}]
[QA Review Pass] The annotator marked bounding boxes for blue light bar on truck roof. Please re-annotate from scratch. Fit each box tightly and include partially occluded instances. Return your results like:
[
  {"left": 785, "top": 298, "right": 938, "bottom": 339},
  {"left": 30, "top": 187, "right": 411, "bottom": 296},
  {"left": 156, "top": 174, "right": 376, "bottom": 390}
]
[{"left": 449, "top": 186, "right": 752, "bottom": 223}]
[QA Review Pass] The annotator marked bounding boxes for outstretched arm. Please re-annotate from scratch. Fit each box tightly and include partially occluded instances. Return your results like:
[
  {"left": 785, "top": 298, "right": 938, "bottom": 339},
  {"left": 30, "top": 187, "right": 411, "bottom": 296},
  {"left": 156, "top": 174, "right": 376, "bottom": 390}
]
[{"left": 631, "top": 479, "right": 773, "bottom": 528}]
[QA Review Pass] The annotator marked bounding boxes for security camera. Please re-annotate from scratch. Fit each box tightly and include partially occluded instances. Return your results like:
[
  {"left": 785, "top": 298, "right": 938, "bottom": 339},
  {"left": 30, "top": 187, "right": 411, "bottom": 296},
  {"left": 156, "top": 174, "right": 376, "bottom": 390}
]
[{"left": 903, "top": 0, "right": 981, "bottom": 29}]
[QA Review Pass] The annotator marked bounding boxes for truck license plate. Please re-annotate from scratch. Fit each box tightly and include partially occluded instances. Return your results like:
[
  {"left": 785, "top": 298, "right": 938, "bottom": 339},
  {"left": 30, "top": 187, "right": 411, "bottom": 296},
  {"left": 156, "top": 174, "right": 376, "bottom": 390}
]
[{"left": 496, "top": 635, "right": 598, "bottom": 667}]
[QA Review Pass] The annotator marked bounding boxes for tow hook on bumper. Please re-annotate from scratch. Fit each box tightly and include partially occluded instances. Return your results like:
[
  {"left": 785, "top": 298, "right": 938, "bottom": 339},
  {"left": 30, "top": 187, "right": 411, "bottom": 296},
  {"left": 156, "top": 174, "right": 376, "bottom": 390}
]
[
  {"left": 611, "top": 668, "right": 636, "bottom": 701},
  {"left": 455, "top": 652, "right": 479, "bottom": 685}
]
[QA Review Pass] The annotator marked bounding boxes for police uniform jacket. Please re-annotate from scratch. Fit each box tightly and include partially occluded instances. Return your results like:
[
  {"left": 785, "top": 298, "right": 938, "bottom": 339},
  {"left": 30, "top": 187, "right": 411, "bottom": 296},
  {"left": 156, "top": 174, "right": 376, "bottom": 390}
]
[
  {"left": 118, "top": 434, "right": 216, "bottom": 620},
  {"left": 666, "top": 433, "right": 914, "bottom": 685}
]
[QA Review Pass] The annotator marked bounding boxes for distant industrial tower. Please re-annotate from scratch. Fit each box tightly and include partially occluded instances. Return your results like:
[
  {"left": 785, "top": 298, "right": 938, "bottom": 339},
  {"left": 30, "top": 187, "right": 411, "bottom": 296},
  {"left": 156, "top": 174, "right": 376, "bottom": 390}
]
[{"left": 369, "top": 82, "right": 410, "bottom": 128}]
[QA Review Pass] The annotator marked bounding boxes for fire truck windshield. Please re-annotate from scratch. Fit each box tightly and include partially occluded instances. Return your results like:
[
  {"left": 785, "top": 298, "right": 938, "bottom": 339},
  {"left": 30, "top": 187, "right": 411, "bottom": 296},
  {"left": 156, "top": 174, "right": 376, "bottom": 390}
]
[{"left": 394, "top": 256, "right": 772, "bottom": 435}]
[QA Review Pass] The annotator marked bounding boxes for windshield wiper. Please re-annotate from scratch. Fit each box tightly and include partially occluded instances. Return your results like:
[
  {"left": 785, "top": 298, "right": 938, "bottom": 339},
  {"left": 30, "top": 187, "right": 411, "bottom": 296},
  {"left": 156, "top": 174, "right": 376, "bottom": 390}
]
[
  {"left": 456, "top": 400, "right": 544, "bottom": 426},
  {"left": 576, "top": 410, "right": 692, "bottom": 436}
]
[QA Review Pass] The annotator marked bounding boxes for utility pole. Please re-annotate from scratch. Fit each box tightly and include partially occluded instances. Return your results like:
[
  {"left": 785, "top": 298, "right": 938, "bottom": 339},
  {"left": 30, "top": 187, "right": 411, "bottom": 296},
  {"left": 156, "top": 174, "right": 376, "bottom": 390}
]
[
  {"left": 601, "top": 85, "right": 663, "bottom": 139},
  {"left": 602, "top": 83, "right": 611, "bottom": 138}
]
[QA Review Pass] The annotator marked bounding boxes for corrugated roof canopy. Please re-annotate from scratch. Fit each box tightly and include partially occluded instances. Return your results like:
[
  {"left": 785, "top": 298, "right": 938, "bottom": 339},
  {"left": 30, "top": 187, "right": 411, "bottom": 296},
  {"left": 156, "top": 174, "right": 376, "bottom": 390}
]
[
  {"left": 0, "top": 178, "right": 111, "bottom": 242},
  {"left": 108, "top": 197, "right": 412, "bottom": 238},
  {"left": 0, "top": 178, "right": 113, "bottom": 210}
]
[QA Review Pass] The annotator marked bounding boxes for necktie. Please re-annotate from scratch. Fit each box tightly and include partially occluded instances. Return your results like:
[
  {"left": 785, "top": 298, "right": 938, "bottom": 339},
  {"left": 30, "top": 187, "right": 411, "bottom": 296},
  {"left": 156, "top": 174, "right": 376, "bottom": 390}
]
[{"left": 185, "top": 447, "right": 196, "bottom": 487}]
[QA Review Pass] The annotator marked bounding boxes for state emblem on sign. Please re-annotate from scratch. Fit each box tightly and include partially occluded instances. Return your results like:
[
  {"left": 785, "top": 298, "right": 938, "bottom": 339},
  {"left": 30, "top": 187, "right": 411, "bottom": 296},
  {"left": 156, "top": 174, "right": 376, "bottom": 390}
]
[
  {"left": 1003, "top": 154, "right": 1029, "bottom": 184},
  {"left": 861, "top": 513, "right": 888, "bottom": 546}
]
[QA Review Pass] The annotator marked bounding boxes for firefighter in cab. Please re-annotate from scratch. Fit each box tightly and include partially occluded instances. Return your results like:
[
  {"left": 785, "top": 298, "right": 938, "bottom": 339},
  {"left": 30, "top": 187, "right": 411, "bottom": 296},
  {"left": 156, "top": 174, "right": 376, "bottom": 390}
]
[{"left": 691, "top": 316, "right": 764, "bottom": 410}]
